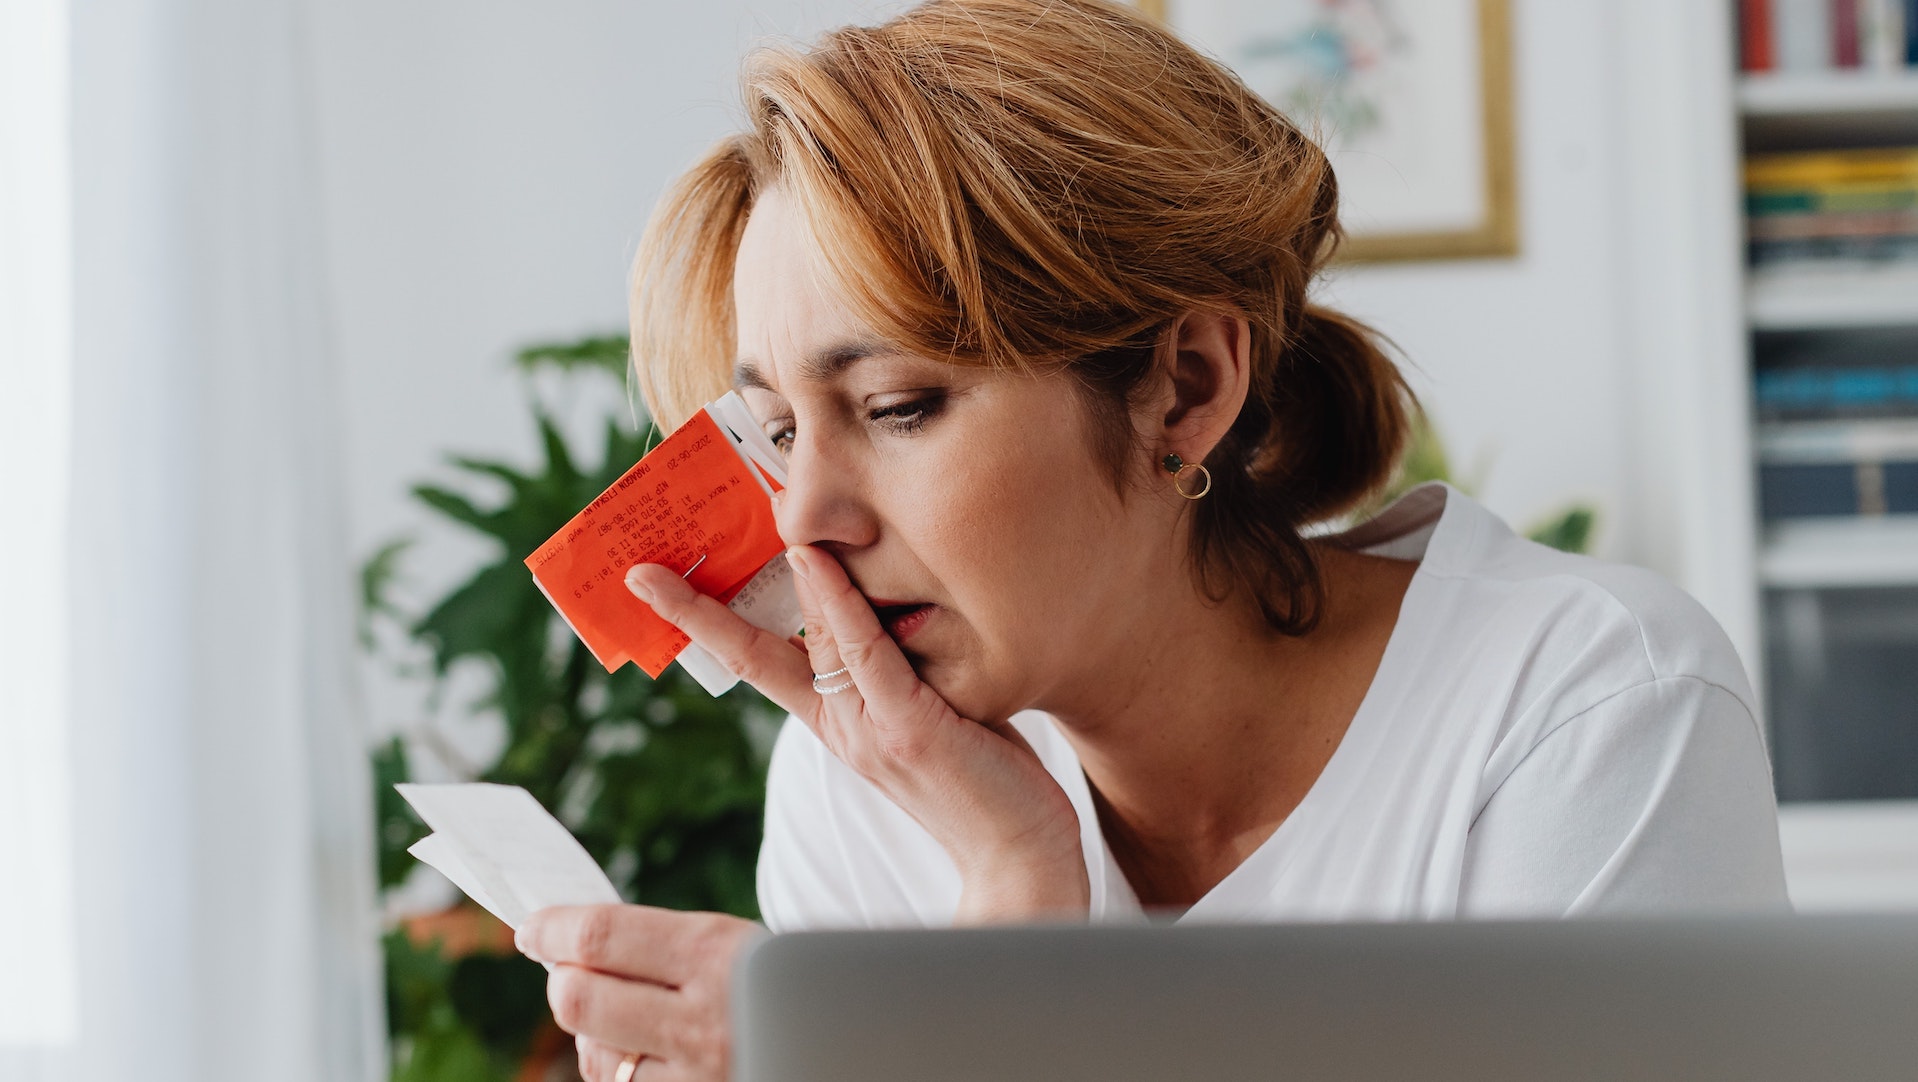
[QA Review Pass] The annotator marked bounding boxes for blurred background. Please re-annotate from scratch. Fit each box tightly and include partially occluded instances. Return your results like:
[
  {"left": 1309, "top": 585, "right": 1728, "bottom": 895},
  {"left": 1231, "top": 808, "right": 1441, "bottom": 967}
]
[{"left": 3, "top": 0, "right": 1917, "bottom": 1079}]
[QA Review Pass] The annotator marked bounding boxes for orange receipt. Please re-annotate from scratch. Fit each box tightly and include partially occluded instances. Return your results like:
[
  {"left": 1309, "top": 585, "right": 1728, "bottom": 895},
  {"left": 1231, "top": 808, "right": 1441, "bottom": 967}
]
[{"left": 525, "top": 394, "right": 790, "bottom": 679}]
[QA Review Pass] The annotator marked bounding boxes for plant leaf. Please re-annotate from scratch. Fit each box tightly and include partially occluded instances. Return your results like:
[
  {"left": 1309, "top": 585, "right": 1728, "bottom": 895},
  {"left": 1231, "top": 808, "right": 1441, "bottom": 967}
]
[
  {"left": 412, "top": 484, "right": 508, "bottom": 539},
  {"left": 359, "top": 537, "right": 414, "bottom": 649},
  {"left": 515, "top": 335, "right": 631, "bottom": 381},
  {"left": 373, "top": 737, "right": 429, "bottom": 890},
  {"left": 534, "top": 409, "right": 579, "bottom": 490},
  {"left": 1526, "top": 506, "right": 1596, "bottom": 554},
  {"left": 448, "top": 952, "right": 548, "bottom": 1056},
  {"left": 411, "top": 562, "right": 545, "bottom": 674}
]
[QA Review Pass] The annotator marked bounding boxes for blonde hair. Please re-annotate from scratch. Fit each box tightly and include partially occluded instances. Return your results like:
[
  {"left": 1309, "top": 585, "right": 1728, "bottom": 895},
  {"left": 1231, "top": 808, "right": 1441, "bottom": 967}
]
[{"left": 631, "top": 0, "right": 1414, "bottom": 634}]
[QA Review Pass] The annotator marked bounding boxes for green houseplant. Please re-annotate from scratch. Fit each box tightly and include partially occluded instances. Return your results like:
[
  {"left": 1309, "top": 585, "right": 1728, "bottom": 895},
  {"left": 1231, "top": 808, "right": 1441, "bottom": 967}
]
[{"left": 362, "top": 335, "right": 780, "bottom": 1082}]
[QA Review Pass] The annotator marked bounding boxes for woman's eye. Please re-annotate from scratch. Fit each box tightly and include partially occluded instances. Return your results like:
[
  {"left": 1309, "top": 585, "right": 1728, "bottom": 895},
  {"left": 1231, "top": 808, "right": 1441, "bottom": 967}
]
[
  {"left": 757, "top": 414, "right": 795, "bottom": 455},
  {"left": 868, "top": 392, "right": 946, "bottom": 434}
]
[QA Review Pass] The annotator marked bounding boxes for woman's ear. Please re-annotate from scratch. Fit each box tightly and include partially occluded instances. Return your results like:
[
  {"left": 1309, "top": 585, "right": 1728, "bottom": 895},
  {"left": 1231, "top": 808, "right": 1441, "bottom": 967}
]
[{"left": 1159, "top": 308, "right": 1252, "bottom": 464}]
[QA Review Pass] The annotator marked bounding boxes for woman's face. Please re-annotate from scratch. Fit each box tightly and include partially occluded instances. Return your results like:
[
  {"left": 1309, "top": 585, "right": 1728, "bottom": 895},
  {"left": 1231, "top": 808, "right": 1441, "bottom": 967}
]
[{"left": 731, "top": 189, "right": 1180, "bottom": 723}]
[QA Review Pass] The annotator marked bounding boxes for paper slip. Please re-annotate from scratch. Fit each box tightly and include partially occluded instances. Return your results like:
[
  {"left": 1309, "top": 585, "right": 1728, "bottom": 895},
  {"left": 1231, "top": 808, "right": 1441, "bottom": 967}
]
[
  {"left": 398, "top": 783, "right": 620, "bottom": 934},
  {"left": 525, "top": 392, "right": 802, "bottom": 695}
]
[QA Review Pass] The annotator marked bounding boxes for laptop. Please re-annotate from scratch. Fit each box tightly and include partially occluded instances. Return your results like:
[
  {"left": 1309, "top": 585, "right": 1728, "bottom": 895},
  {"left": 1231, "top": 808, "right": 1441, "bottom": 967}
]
[{"left": 732, "top": 915, "right": 1918, "bottom": 1081}]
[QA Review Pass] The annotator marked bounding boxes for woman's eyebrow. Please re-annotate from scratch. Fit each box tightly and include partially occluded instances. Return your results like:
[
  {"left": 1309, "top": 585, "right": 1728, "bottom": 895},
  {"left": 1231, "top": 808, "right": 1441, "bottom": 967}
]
[
  {"left": 731, "top": 361, "right": 773, "bottom": 392},
  {"left": 731, "top": 340, "right": 894, "bottom": 392}
]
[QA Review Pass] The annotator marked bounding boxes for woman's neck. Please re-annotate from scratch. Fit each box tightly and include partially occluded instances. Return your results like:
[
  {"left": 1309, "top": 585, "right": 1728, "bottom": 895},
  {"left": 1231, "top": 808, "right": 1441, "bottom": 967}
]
[{"left": 1040, "top": 543, "right": 1418, "bottom": 909}]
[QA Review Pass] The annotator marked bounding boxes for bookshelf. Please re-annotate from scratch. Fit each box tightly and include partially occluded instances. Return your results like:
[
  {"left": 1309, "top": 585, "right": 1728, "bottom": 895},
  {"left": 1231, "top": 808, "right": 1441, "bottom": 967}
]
[
  {"left": 1741, "top": 71, "right": 1918, "bottom": 144},
  {"left": 1776, "top": 799, "right": 1918, "bottom": 910},
  {"left": 1747, "top": 265, "right": 1918, "bottom": 328},
  {"left": 1760, "top": 514, "right": 1918, "bottom": 586},
  {"left": 1732, "top": 39, "right": 1918, "bottom": 906},
  {"left": 1737, "top": 84, "right": 1918, "bottom": 560}
]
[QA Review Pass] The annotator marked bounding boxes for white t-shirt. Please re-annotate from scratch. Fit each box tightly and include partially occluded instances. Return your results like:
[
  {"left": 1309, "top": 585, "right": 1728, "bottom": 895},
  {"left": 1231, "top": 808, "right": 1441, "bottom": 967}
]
[{"left": 756, "top": 483, "right": 1791, "bottom": 930}]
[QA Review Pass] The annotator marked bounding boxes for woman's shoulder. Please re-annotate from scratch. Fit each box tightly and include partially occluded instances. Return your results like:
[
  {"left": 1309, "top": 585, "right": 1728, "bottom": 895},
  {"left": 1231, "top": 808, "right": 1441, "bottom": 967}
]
[
  {"left": 1372, "top": 484, "right": 1756, "bottom": 713},
  {"left": 1351, "top": 489, "right": 1785, "bottom": 913},
  {"left": 1487, "top": 501, "right": 1744, "bottom": 687},
  {"left": 1346, "top": 485, "right": 1764, "bottom": 790}
]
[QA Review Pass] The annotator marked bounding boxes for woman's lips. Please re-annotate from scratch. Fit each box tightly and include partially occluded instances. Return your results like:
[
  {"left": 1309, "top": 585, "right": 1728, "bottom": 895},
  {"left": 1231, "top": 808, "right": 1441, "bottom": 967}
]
[{"left": 869, "top": 599, "right": 935, "bottom": 642}]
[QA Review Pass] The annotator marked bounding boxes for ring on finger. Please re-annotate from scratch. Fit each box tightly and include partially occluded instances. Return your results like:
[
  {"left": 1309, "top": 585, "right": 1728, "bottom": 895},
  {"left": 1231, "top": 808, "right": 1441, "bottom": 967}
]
[{"left": 811, "top": 667, "right": 855, "bottom": 694}]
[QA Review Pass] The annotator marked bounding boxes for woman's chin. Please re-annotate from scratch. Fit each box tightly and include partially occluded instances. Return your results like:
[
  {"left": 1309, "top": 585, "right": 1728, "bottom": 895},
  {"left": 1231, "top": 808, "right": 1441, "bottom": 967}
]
[
  {"left": 908, "top": 657, "right": 958, "bottom": 703},
  {"left": 914, "top": 662, "right": 1021, "bottom": 726}
]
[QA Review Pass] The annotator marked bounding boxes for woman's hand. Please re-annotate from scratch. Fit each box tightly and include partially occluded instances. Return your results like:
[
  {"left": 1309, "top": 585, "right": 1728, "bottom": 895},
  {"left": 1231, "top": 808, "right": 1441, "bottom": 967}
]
[
  {"left": 517, "top": 904, "right": 760, "bottom": 1081},
  {"left": 626, "top": 545, "right": 1089, "bottom": 922}
]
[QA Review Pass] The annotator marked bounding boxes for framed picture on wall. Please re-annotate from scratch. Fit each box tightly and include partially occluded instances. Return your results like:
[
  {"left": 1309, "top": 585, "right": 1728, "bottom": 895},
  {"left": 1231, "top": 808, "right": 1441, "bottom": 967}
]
[{"left": 1137, "top": 0, "right": 1518, "bottom": 263}]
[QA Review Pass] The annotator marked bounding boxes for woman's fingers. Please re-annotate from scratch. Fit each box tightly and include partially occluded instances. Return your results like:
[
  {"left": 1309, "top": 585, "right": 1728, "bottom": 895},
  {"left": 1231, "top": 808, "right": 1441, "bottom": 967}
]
[
  {"left": 784, "top": 551, "right": 846, "bottom": 689},
  {"left": 787, "top": 545, "right": 944, "bottom": 731},
  {"left": 547, "top": 965, "right": 682, "bottom": 1062},
  {"left": 577, "top": 1036, "right": 661, "bottom": 1082},
  {"left": 625, "top": 563, "right": 815, "bottom": 712},
  {"left": 518, "top": 904, "right": 713, "bottom": 987},
  {"left": 577, "top": 1037, "right": 614, "bottom": 1082},
  {"left": 576, "top": 1036, "right": 615, "bottom": 1082},
  {"left": 523, "top": 907, "right": 758, "bottom": 1082}
]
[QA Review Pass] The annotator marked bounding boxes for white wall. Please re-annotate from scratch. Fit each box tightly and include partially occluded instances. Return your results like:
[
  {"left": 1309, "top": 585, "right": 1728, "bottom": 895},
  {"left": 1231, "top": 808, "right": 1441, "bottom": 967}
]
[
  {"left": 1318, "top": 0, "right": 1637, "bottom": 553},
  {"left": 306, "top": 0, "right": 1689, "bottom": 750}
]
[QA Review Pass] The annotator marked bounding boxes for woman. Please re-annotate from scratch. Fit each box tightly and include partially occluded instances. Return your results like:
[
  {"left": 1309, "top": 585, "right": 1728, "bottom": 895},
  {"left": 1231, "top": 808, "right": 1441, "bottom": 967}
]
[{"left": 511, "top": 0, "right": 1790, "bottom": 1077}]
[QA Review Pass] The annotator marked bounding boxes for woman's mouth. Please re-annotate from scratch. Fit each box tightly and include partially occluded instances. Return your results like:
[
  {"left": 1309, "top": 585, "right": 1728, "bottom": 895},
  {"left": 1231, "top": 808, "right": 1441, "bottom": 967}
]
[{"left": 868, "top": 599, "right": 936, "bottom": 642}]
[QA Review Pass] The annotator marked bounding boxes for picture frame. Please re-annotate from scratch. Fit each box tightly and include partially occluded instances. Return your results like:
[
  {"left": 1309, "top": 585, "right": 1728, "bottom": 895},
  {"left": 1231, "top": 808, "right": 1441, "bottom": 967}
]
[{"left": 1136, "top": 0, "right": 1518, "bottom": 263}]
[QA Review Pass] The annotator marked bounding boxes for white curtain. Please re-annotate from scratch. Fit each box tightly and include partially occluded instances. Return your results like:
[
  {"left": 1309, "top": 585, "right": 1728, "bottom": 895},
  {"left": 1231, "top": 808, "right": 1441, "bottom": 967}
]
[
  {"left": 0, "top": 0, "right": 81, "bottom": 1058},
  {"left": 0, "top": 0, "right": 385, "bottom": 1077}
]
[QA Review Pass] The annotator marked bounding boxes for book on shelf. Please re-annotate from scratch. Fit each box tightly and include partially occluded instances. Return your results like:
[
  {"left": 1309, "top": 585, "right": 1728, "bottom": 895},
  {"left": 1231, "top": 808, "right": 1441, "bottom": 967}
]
[
  {"left": 1757, "top": 417, "right": 1918, "bottom": 518},
  {"left": 1745, "top": 147, "right": 1918, "bottom": 268},
  {"left": 1836, "top": 0, "right": 1864, "bottom": 66},
  {"left": 1757, "top": 362, "right": 1918, "bottom": 418},
  {"left": 1738, "top": 0, "right": 1916, "bottom": 73}
]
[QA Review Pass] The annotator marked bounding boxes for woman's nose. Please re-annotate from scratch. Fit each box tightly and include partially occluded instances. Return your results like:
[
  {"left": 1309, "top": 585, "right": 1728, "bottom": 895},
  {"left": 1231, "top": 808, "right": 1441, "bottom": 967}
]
[{"left": 773, "top": 440, "right": 878, "bottom": 551}]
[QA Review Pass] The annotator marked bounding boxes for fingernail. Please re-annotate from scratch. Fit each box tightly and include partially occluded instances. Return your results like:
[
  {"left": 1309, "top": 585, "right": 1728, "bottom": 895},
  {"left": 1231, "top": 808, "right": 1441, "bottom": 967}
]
[
  {"left": 625, "top": 566, "right": 655, "bottom": 603},
  {"left": 785, "top": 547, "right": 811, "bottom": 580},
  {"left": 514, "top": 922, "right": 544, "bottom": 961}
]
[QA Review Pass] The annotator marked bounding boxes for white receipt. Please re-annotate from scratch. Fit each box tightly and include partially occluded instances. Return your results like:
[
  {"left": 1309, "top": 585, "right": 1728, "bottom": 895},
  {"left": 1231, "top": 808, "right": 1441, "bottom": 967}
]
[
  {"left": 676, "top": 555, "right": 805, "bottom": 695},
  {"left": 398, "top": 783, "right": 620, "bottom": 934},
  {"left": 675, "top": 393, "right": 804, "bottom": 697}
]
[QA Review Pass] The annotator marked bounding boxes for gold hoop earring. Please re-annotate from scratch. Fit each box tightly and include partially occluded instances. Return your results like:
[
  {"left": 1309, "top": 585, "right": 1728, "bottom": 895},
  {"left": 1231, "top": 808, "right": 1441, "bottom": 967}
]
[{"left": 1162, "top": 453, "right": 1212, "bottom": 500}]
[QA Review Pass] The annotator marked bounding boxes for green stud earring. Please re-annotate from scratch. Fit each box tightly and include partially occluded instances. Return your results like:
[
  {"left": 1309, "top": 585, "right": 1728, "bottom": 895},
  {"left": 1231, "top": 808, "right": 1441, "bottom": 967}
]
[{"left": 1162, "top": 452, "right": 1212, "bottom": 500}]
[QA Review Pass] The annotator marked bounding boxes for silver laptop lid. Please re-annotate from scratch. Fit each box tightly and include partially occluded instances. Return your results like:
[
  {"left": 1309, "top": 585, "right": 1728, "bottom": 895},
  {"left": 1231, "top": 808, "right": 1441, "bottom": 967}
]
[{"left": 734, "top": 916, "right": 1918, "bottom": 1082}]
